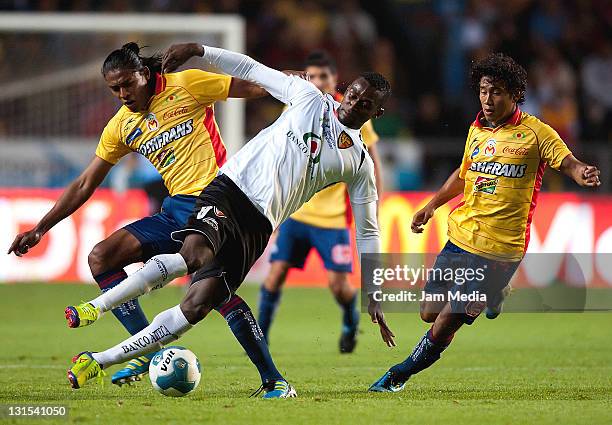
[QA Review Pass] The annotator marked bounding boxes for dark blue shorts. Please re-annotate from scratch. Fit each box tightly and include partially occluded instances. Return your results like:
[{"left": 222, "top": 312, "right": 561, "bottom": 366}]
[
  {"left": 424, "top": 241, "right": 520, "bottom": 324},
  {"left": 269, "top": 218, "right": 353, "bottom": 273},
  {"left": 124, "top": 194, "right": 198, "bottom": 260}
]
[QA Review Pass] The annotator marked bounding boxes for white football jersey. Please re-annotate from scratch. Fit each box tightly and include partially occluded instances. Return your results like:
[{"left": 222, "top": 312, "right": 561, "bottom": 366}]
[{"left": 203, "top": 46, "right": 380, "bottom": 257}]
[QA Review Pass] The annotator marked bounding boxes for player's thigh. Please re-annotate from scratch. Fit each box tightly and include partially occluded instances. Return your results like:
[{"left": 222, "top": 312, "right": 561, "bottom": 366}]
[
  {"left": 88, "top": 228, "right": 143, "bottom": 274},
  {"left": 421, "top": 241, "right": 461, "bottom": 322},
  {"left": 264, "top": 261, "right": 292, "bottom": 291},
  {"left": 180, "top": 276, "right": 229, "bottom": 324},
  {"left": 123, "top": 213, "right": 185, "bottom": 261},
  {"left": 311, "top": 227, "right": 353, "bottom": 274},
  {"left": 269, "top": 218, "right": 312, "bottom": 269},
  {"left": 178, "top": 233, "right": 216, "bottom": 273}
]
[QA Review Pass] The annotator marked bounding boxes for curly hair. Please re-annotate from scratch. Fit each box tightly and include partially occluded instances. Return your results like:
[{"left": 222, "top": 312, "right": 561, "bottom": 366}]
[
  {"left": 360, "top": 71, "right": 392, "bottom": 101},
  {"left": 470, "top": 53, "right": 527, "bottom": 104}
]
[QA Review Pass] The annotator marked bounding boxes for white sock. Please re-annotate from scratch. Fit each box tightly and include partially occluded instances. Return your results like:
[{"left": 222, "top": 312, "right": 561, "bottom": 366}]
[
  {"left": 92, "top": 305, "right": 192, "bottom": 368},
  {"left": 90, "top": 253, "right": 188, "bottom": 312}
]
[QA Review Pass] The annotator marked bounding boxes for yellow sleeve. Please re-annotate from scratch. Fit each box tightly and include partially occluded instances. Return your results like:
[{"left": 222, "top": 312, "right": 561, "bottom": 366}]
[
  {"left": 537, "top": 123, "right": 572, "bottom": 170},
  {"left": 360, "top": 120, "right": 379, "bottom": 147},
  {"left": 95, "top": 114, "right": 131, "bottom": 165},
  {"left": 172, "top": 69, "right": 232, "bottom": 105},
  {"left": 458, "top": 127, "right": 475, "bottom": 179}
]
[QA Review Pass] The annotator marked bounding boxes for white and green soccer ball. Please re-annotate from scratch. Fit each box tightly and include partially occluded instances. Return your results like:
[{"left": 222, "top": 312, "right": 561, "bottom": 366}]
[{"left": 149, "top": 346, "right": 201, "bottom": 397}]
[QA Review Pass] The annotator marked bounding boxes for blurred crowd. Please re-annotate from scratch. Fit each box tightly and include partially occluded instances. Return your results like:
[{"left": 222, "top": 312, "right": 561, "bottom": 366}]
[{"left": 2, "top": 0, "right": 609, "bottom": 147}]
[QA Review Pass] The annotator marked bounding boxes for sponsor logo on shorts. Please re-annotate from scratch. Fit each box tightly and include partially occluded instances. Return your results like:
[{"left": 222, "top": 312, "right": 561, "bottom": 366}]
[
  {"left": 469, "top": 161, "right": 527, "bottom": 178},
  {"left": 201, "top": 217, "right": 219, "bottom": 231},
  {"left": 331, "top": 244, "right": 352, "bottom": 265},
  {"left": 145, "top": 113, "right": 159, "bottom": 131},
  {"left": 214, "top": 207, "right": 226, "bottom": 218},
  {"left": 138, "top": 119, "right": 193, "bottom": 156},
  {"left": 163, "top": 106, "right": 189, "bottom": 120},
  {"left": 337, "top": 131, "right": 354, "bottom": 149},
  {"left": 126, "top": 127, "right": 143, "bottom": 146},
  {"left": 196, "top": 206, "right": 213, "bottom": 219},
  {"left": 502, "top": 146, "right": 529, "bottom": 156},
  {"left": 484, "top": 138, "right": 496, "bottom": 157},
  {"left": 474, "top": 176, "right": 498, "bottom": 194}
]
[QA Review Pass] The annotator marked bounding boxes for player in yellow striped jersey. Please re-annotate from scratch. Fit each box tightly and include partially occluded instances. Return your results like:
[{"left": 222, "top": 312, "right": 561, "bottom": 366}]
[
  {"left": 370, "top": 53, "right": 600, "bottom": 392},
  {"left": 9, "top": 43, "right": 295, "bottom": 396},
  {"left": 257, "top": 51, "right": 383, "bottom": 353}
]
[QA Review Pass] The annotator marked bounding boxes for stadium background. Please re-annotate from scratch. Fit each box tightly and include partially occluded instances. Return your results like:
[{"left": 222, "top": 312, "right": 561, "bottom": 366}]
[
  {"left": 0, "top": 0, "right": 609, "bottom": 287},
  {"left": 0, "top": 2, "right": 609, "bottom": 424}
]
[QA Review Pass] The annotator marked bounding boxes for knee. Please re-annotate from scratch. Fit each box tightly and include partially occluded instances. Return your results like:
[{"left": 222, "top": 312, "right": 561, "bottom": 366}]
[
  {"left": 264, "top": 262, "right": 289, "bottom": 291},
  {"left": 328, "top": 274, "right": 351, "bottom": 300},
  {"left": 420, "top": 311, "right": 438, "bottom": 323},
  {"left": 180, "top": 296, "right": 213, "bottom": 325},
  {"left": 88, "top": 242, "right": 112, "bottom": 275}
]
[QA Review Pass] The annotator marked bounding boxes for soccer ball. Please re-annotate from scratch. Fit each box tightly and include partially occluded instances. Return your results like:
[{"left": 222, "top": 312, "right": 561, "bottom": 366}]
[{"left": 149, "top": 346, "right": 201, "bottom": 397}]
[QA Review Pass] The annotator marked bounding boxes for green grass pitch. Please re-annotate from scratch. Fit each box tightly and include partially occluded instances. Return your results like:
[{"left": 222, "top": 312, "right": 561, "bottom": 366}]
[{"left": 0, "top": 283, "right": 610, "bottom": 424}]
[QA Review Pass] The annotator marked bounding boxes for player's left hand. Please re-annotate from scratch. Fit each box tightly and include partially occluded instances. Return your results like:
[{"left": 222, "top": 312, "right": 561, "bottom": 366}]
[
  {"left": 162, "top": 43, "right": 204, "bottom": 73},
  {"left": 368, "top": 297, "right": 395, "bottom": 347},
  {"left": 579, "top": 165, "right": 601, "bottom": 188}
]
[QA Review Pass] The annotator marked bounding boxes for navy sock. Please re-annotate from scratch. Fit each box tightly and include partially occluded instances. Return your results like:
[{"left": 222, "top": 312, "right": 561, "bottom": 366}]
[
  {"left": 94, "top": 270, "right": 150, "bottom": 336},
  {"left": 340, "top": 293, "right": 359, "bottom": 335},
  {"left": 257, "top": 286, "right": 281, "bottom": 342},
  {"left": 218, "top": 295, "right": 283, "bottom": 384},
  {"left": 389, "top": 327, "right": 453, "bottom": 382}
]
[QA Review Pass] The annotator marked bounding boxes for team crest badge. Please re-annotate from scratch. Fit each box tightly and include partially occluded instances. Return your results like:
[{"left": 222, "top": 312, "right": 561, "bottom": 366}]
[
  {"left": 337, "top": 131, "right": 354, "bottom": 149},
  {"left": 145, "top": 113, "right": 159, "bottom": 131},
  {"left": 484, "top": 139, "right": 496, "bottom": 157}
]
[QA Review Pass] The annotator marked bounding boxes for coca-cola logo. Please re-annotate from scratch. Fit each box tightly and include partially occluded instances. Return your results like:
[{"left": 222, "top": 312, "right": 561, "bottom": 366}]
[
  {"left": 502, "top": 146, "right": 529, "bottom": 156},
  {"left": 163, "top": 106, "right": 189, "bottom": 120}
]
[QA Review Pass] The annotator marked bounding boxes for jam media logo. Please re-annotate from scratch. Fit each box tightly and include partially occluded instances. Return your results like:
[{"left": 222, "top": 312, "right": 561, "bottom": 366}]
[
  {"left": 163, "top": 106, "right": 189, "bottom": 121},
  {"left": 125, "top": 127, "right": 143, "bottom": 146},
  {"left": 146, "top": 113, "right": 159, "bottom": 131},
  {"left": 337, "top": 131, "right": 354, "bottom": 149},
  {"left": 474, "top": 175, "right": 498, "bottom": 194},
  {"left": 155, "top": 147, "right": 176, "bottom": 169},
  {"left": 471, "top": 146, "right": 480, "bottom": 159},
  {"left": 484, "top": 138, "right": 496, "bottom": 156}
]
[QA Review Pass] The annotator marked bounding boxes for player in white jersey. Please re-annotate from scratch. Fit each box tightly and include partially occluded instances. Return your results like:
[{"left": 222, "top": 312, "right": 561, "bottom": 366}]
[{"left": 65, "top": 43, "right": 395, "bottom": 397}]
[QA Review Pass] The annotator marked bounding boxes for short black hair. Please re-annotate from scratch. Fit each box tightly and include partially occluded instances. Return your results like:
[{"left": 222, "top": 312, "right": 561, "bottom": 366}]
[
  {"left": 470, "top": 53, "right": 527, "bottom": 104},
  {"left": 360, "top": 72, "right": 392, "bottom": 101},
  {"left": 102, "top": 42, "right": 162, "bottom": 77},
  {"left": 304, "top": 50, "right": 337, "bottom": 73}
]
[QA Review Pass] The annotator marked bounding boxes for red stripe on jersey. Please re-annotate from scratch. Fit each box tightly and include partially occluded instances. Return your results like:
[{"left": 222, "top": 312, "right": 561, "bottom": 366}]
[
  {"left": 344, "top": 189, "right": 353, "bottom": 226},
  {"left": 203, "top": 106, "right": 227, "bottom": 167},
  {"left": 154, "top": 73, "right": 166, "bottom": 95},
  {"left": 524, "top": 160, "right": 546, "bottom": 253},
  {"left": 451, "top": 200, "right": 465, "bottom": 213}
]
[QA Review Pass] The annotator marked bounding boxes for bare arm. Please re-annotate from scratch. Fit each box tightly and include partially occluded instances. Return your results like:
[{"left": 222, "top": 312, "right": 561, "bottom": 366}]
[
  {"left": 559, "top": 154, "right": 601, "bottom": 188},
  {"left": 412, "top": 168, "right": 464, "bottom": 234},
  {"left": 228, "top": 78, "right": 268, "bottom": 99},
  {"left": 7, "top": 156, "right": 113, "bottom": 256}
]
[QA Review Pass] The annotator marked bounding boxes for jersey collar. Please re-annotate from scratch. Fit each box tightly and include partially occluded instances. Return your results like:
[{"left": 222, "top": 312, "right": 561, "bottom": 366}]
[
  {"left": 154, "top": 73, "right": 166, "bottom": 95},
  {"left": 473, "top": 106, "right": 522, "bottom": 130}
]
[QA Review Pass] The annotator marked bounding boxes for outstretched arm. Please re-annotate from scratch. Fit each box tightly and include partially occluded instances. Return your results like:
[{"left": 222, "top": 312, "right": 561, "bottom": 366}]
[
  {"left": 7, "top": 156, "right": 113, "bottom": 256},
  {"left": 411, "top": 168, "right": 464, "bottom": 234},
  {"left": 163, "top": 43, "right": 315, "bottom": 104}
]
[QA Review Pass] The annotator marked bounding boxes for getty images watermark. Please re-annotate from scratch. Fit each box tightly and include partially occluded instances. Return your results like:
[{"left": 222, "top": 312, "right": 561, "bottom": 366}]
[{"left": 360, "top": 253, "right": 612, "bottom": 314}]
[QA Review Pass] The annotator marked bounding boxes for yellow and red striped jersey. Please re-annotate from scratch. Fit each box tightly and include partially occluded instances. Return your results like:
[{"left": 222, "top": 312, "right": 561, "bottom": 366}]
[
  {"left": 448, "top": 108, "right": 572, "bottom": 261},
  {"left": 96, "top": 69, "right": 231, "bottom": 196}
]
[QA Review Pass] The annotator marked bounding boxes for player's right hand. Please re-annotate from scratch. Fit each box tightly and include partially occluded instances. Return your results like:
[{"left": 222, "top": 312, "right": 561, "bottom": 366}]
[
  {"left": 7, "top": 229, "right": 43, "bottom": 257},
  {"left": 411, "top": 205, "right": 435, "bottom": 233},
  {"left": 162, "top": 43, "right": 204, "bottom": 74}
]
